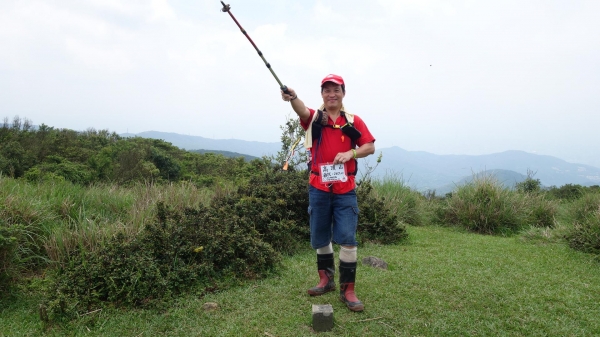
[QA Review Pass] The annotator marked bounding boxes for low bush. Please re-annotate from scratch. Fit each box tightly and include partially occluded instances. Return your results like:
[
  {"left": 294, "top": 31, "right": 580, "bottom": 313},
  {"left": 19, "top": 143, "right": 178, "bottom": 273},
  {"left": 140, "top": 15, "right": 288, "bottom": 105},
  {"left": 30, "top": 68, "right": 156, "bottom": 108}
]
[
  {"left": 24, "top": 156, "right": 94, "bottom": 185},
  {"left": 515, "top": 175, "right": 542, "bottom": 194},
  {"left": 236, "top": 168, "right": 310, "bottom": 254},
  {"left": 42, "top": 202, "right": 281, "bottom": 320},
  {"left": 357, "top": 179, "right": 408, "bottom": 244},
  {"left": 546, "top": 184, "right": 584, "bottom": 201}
]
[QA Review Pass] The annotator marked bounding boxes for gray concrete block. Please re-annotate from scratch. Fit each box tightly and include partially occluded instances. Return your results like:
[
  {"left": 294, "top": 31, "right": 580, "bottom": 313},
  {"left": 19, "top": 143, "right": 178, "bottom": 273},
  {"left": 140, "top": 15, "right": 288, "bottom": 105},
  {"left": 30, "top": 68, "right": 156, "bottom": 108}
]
[{"left": 312, "top": 304, "right": 334, "bottom": 332}]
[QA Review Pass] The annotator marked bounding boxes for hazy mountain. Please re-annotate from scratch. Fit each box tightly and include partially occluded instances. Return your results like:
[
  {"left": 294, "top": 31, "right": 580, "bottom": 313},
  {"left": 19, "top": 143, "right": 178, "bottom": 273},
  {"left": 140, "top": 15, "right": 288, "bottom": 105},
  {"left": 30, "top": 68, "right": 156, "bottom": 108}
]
[
  {"left": 189, "top": 149, "right": 259, "bottom": 161},
  {"left": 122, "top": 131, "right": 281, "bottom": 158},
  {"left": 375, "top": 147, "right": 600, "bottom": 192},
  {"left": 122, "top": 131, "right": 600, "bottom": 192}
]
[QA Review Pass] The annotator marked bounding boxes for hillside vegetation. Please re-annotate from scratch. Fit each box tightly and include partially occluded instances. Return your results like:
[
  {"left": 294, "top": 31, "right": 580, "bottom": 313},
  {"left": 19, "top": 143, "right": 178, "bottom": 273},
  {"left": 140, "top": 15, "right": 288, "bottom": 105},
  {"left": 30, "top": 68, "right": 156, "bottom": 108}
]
[{"left": 1, "top": 116, "right": 600, "bottom": 335}]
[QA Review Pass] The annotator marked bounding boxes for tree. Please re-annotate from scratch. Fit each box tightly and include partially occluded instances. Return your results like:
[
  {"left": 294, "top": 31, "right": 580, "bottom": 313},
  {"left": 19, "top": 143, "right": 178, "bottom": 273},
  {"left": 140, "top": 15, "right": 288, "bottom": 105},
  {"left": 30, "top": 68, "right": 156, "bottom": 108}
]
[{"left": 275, "top": 115, "right": 309, "bottom": 171}]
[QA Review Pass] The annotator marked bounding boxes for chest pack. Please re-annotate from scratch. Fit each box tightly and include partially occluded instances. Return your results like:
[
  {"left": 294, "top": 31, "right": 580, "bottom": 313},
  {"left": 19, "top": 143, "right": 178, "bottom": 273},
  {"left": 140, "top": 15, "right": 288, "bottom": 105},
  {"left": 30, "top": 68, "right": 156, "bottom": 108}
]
[
  {"left": 305, "top": 108, "right": 362, "bottom": 176},
  {"left": 304, "top": 109, "right": 361, "bottom": 149}
]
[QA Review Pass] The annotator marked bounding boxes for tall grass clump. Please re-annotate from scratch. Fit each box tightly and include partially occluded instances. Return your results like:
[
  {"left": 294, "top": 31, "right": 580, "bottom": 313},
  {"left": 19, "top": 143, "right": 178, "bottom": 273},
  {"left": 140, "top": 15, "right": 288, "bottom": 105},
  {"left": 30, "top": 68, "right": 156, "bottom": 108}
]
[
  {"left": 0, "top": 174, "right": 226, "bottom": 285},
  {"left": 516, "top": 175, "right": 558, "bottom": 229},
  {"left": 0, "top": 222, "right": 41, "bottom": 292},
  {"left": 567, "top": 192, "right": 600, "bottom": 223},
  {"left": 0, "top": 176, "right": 51, "bottom": 289},
  {"left": 564, "top": 193, "right": 600, "bottom": 254},
  {"left": 434, "top": 174, "right": 530, "bottom": 234},
  {"left": 44, "top": 177, "right": 231, "bottom": 264},
  {"left": 526, "top": 196, "right": 558, "bottom": 228},
  {"left": 356, "top": 178, "right": 409, "bottom": 244},
  {"left": 371, "top": 173, "right": 424, "bottom": 226}
]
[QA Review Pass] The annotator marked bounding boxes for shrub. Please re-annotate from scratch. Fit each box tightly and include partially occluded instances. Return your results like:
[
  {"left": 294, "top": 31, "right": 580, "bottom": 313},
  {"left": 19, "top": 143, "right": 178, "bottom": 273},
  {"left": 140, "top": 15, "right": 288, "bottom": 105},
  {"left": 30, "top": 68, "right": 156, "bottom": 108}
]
[
  {"left": 236, "top": 168, "right": 310, "bottom": 254},
  {"left": 547, "top": 184, "right": 584, "bottom": 201},
  {"left": 356, "top": 179, "right": 408, "bottom": 244},
  {"left": 434, "top": 175, "right": 529, "bottom": 234},
  {"left": 23, "top": 156, "right": 93, "bottom": 185},
  {"left": 43, "top": 202, "right": 281, "bottom": 320},
  {"left": 515, "top": 174, "right": 542, "bottom": 194},
  {"left": 231, "top": 197, "right": 308, "bottom": 255}
]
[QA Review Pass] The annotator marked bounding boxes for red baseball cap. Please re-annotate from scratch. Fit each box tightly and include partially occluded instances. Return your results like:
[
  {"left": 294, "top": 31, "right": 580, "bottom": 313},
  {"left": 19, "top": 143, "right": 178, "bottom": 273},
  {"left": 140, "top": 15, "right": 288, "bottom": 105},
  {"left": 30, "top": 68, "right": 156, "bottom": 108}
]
[{"left": 321, "top": 74, "right": 344, "bottom": 86}]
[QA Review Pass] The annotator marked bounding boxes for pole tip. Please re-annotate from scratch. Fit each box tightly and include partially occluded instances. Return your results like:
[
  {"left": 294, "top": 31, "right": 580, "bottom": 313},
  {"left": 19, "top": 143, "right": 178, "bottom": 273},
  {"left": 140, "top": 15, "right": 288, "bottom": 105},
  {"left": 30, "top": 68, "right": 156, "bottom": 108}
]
[{"left": 220, "top": 2, "right": 231, "bottom": 12}]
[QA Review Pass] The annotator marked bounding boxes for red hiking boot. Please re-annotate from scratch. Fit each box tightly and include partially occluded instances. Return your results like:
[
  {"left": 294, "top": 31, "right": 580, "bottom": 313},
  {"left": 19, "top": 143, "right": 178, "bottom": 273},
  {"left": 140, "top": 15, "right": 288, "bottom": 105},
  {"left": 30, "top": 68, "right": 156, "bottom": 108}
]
[
  {"left": 307, "top": 253, "right": 336, "bottom": 296},
  {"left": 339, "top": 261, "right": 364, "bottom": 312}
]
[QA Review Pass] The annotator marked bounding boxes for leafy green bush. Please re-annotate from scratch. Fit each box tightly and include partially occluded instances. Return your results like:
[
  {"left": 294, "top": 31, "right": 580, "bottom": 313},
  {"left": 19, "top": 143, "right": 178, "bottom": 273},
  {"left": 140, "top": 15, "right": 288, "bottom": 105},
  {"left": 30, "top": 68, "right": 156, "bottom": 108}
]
[
  {"left": 43, "top": 202, "right": 281, "bottom": 320},
  {"left": 24, "top": 155, "right": 93, "bottom": 185},
  {"left": 356, "top": 179, "right": 408, "bottom": 244},
  {"left": 515, "top": 174, "right": 542, "bottom": 194},
  {"left": 546, "top": 184, "right": 584, "bottom": 201},
  {"left": 434, "top": 175, "right": 529, "bottom": 234},
  {"left": 236, "top": 168, "right": 310, "bottom": 254}
]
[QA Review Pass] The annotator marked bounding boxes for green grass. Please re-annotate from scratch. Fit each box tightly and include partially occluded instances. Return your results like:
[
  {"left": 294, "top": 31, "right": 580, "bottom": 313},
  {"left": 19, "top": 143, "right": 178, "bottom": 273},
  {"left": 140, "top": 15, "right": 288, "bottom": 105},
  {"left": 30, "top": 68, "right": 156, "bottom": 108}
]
[
  {"left": 2, "top": 225, "right": 600, "bottom": 336},
  {"left": 0, "top": 177, "right": 232, "bottom": 264}
]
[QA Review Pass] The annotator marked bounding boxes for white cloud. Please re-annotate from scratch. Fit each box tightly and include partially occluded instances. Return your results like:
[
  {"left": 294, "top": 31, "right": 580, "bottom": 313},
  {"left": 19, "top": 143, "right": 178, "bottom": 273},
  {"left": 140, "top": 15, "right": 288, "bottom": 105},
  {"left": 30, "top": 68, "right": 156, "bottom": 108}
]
[
  {"left": 0, "top": 0, "right": 599, "bottom": 166},
  {"left": 149, "top": 0, "right": 176, "bottom": 22},
  {"left": 64, "top": 38, "right": 133, "bottom": 72},
  {"left": 377, "top": 0, "right": 458, "bottom": 17}
]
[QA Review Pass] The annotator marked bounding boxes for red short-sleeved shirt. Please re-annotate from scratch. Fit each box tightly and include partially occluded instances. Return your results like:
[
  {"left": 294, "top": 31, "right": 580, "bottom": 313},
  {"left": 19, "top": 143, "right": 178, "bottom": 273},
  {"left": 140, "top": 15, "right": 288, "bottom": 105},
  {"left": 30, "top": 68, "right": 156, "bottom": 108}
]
[{"left": 301, "top": 108, "right": 376, "bottom": 194}]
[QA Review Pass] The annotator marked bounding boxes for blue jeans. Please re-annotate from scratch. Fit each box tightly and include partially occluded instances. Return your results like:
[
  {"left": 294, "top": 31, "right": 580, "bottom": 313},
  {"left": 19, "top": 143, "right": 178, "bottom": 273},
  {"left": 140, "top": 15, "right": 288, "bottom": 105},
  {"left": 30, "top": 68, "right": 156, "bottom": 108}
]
[{"left": 308, "top": 185, "right": 360, "bottom": 249}]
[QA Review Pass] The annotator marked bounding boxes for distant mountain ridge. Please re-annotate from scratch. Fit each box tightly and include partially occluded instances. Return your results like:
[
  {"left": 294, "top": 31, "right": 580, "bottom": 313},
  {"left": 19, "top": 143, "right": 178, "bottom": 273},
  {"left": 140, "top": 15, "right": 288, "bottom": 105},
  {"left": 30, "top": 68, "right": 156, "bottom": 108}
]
[
  {"left": 376, "top": 147, "right": 600, "bottom": 191},
  {"left": 122, "top": 131, "right": 600, "bottom": 192},
  {"left": 189, "top": 149, "right": 258, "bottom": 161},
  {"left": 122, "top": 131, "right": 281, "bottom": 158}
]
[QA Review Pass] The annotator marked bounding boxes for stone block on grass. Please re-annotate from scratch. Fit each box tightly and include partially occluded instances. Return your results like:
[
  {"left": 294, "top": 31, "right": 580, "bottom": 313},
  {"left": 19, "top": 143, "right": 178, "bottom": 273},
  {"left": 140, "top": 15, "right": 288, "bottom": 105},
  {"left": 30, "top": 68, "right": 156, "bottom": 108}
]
[{"left": 312, "top": 304, "right": 334, "bottom": 332}]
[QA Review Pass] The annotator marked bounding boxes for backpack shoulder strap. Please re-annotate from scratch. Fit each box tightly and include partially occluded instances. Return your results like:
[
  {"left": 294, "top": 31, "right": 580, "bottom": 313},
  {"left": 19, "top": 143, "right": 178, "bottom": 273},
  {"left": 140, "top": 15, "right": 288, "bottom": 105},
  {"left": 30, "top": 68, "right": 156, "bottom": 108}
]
[
  {"left": 343, "top": 111, "right": 354, "bottom": 123},
  {"left": 303, "top": 109, "right": 321, "bottom": 149}
]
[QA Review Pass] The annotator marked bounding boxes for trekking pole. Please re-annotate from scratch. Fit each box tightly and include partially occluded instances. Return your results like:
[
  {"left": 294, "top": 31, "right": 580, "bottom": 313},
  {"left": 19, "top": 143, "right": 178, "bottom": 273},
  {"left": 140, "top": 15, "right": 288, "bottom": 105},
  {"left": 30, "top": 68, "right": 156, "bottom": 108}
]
[{"left": 220, "top": 1, "right": 291, "bottom": 95}]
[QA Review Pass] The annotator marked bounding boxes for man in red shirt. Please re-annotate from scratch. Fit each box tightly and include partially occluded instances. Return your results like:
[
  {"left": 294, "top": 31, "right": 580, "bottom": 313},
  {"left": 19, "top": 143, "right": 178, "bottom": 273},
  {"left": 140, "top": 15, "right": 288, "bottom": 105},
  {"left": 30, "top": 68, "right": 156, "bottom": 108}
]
[{"left": 281, "top": 74, "right": 375, "bottom": 312}]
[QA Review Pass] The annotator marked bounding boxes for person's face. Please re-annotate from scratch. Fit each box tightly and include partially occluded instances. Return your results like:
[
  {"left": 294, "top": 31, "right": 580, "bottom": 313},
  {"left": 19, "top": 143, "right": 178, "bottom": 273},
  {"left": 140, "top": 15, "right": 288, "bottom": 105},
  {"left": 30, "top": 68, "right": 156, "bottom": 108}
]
[{"left": 321, "top": 82, "right": 345, "bottom": 111}]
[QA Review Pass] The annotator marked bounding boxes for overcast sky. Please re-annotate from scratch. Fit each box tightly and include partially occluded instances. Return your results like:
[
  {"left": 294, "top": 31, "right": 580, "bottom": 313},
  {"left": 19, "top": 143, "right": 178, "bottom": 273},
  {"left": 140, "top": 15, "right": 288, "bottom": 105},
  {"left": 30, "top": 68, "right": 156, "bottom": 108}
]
[{"left": 1, "top": 0, "right": 599, "bottom": 166}]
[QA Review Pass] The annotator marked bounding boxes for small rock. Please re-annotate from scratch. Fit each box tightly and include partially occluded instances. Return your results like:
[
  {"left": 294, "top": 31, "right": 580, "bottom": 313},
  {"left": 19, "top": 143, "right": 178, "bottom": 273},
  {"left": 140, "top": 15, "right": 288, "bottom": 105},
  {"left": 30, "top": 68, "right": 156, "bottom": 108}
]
[
  {"left": 202, "top": 302, "right": 219, "bottom": 311},
  {"left": 362, "top": 256, "right": 388, "bottom": 270}
]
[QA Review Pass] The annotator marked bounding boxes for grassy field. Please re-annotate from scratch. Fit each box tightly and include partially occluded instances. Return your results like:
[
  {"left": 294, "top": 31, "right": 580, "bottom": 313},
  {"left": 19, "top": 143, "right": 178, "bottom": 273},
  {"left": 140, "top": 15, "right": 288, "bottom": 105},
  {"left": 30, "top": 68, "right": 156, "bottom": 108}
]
[{"left": 2, "top": 225, "right": 599, "bottom": 336}]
